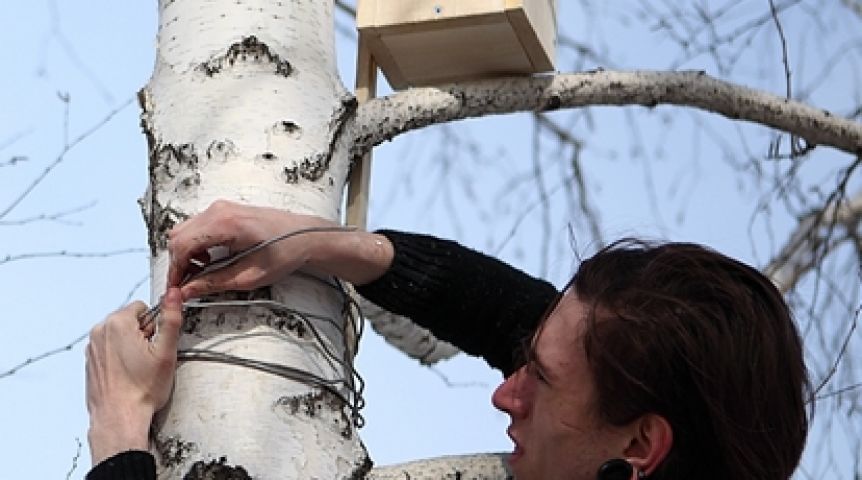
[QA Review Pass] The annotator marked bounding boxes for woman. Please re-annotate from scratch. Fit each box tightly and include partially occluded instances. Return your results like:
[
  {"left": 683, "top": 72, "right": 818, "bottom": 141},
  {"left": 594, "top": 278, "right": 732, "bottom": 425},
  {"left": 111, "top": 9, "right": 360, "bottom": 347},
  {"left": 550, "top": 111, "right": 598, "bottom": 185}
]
[{"left": 86, "top": 200, "right": 809, "bottom": 480}]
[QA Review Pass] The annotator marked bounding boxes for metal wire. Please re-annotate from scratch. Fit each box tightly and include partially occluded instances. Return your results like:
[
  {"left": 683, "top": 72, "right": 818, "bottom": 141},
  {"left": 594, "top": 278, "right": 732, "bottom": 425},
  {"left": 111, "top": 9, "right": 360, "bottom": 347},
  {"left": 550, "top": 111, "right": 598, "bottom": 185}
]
[
  {"left": 143, "top": 226, "right": 366, "bottom": 427},
  {"left": 137, "top": 225, "right": 357, "bottom": 330}
]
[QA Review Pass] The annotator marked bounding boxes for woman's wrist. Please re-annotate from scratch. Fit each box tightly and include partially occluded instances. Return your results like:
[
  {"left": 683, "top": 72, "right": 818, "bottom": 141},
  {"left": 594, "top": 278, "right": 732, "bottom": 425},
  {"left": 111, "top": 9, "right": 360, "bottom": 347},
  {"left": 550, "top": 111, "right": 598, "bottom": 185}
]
[
  {"left": 88, "top": 408, "right": 153, "bottom": 464},
  {"left": 306, "top": 230, "right": 394, "bottom": 285}
]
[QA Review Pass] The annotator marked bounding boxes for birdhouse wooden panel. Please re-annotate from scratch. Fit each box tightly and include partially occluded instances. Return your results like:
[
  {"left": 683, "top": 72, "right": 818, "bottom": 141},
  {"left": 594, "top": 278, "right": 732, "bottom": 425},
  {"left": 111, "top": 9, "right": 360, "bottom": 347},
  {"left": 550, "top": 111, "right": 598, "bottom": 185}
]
[{"left": 357, "top": 0, "right": 557, "bottom": 89}]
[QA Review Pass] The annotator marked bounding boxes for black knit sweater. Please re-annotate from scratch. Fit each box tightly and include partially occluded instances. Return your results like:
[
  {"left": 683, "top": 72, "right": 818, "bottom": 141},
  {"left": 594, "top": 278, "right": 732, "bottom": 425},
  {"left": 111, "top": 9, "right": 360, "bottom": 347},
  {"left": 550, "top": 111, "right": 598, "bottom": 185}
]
[{"left": 86, "top": 230, "right": 558, "bottom": 480}]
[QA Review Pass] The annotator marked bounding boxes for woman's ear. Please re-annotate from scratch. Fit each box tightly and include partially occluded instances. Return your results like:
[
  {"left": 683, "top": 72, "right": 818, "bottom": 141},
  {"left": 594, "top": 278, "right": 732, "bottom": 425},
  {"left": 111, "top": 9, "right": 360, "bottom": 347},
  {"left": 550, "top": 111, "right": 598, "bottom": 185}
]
[{"left": 623, "top": 413, "right": 673, "bottom": 476}]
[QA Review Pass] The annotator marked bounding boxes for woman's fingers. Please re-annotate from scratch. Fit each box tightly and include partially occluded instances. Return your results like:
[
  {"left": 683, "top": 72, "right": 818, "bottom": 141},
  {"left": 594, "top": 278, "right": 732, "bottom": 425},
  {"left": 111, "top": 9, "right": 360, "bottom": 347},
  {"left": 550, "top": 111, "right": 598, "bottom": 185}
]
[
  {"left": 166, "top": 201, "right": 255, "bottom": 287},
  {"left": 180, "top": 262, "right": 267, "bottom": 299}
]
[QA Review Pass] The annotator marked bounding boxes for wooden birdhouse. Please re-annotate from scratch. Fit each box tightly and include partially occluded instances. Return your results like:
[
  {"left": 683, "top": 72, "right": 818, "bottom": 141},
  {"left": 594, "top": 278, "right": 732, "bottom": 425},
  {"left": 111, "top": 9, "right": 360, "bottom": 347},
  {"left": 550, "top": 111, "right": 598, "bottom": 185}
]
[{"left": 356, "top": 0, "right": 557, "bottom": 89}]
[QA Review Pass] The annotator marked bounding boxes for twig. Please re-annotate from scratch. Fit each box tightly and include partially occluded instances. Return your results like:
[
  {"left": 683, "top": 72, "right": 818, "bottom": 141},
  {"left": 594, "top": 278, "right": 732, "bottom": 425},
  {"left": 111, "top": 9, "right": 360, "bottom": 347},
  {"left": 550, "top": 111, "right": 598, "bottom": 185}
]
[
  {"left": 767, "top": 0, "right": 792, "bottom": 109},
  {"left": 765, "top": 164, "right": 862, "bottom": 292},
  {"left": 0, "top": 97, "right": 133, "bottom": 220},
  {"left": 0, "top": 129, "right": 33, "bottom": 152},
  {"left": 0, "top": 248, "right": 146, "bottom": 266},
  {"left": 0, "top": 274, "right": 148, "bottom": 380},
  {"left": 45, "top": 0, "right": 113, "bottom": 103},
  {"left": 428, "top": 366, "right": 488, "bottom": 389},
  {"left": 65, "top": 438, "right": 82, "bottom": 480},
  {"left": 0, "top": 156, "right": 27, "bottom": 168},
  {"left": 767, "top": 0, "right": 810, "bottom": 158},
  {"left": 334, "top": 0, "right": 355, "bottom": 17},
  {"left": 841, "top": 0, "right": 862, "bottom": 19},
  {"left": 0, "top": 200, "right": 96, "bottom": 226},
  {"left": 666, "top": 0, "right": 803, "bottom": 70},
  {"left": 813, "top": 303, "right": 860, "bottom": 395}
]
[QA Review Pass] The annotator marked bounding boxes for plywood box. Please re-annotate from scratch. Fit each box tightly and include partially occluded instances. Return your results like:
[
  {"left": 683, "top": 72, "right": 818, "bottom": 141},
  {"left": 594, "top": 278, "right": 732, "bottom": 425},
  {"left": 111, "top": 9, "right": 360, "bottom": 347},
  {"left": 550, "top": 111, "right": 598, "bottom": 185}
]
[{"left": 357, "top": 0, "right": 557, "bottom": 89}]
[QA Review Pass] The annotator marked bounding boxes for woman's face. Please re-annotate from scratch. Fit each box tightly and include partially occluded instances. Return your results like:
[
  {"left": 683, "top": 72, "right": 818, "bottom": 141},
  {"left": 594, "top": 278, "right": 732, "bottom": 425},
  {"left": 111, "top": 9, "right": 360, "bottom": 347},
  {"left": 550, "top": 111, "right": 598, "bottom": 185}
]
[{"left": 491, "top": 290, "right": 631, "bottom": 480}]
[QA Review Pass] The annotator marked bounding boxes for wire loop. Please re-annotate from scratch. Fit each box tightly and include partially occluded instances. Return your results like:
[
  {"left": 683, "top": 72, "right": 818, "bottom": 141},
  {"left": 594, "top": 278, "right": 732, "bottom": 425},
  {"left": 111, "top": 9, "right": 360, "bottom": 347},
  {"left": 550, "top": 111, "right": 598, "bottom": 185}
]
[{"left": 147, "top": 226, "right": 367, "bottom": 428}]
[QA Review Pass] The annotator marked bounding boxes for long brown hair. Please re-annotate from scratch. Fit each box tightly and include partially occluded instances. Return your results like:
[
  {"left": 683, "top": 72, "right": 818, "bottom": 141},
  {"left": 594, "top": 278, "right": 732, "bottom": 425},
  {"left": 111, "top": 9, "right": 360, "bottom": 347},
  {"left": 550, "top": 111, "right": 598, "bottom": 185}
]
[{"left": 572, "top": 239, "right": 810, "bottom": 480}]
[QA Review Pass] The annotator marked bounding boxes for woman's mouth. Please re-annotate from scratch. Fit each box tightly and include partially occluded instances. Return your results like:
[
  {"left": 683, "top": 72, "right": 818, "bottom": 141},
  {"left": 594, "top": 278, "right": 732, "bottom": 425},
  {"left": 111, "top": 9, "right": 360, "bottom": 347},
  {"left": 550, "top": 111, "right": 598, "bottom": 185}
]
[{"left": 507, "top": 428, "right": 524, "bottom": 463}]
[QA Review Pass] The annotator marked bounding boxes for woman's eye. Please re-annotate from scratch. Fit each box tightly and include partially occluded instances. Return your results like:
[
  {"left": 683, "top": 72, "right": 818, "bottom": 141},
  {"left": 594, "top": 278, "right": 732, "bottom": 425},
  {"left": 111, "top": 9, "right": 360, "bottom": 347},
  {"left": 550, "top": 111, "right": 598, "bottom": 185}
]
[{"left": 526, "top": 361, "right": 548, "bottom": 383}]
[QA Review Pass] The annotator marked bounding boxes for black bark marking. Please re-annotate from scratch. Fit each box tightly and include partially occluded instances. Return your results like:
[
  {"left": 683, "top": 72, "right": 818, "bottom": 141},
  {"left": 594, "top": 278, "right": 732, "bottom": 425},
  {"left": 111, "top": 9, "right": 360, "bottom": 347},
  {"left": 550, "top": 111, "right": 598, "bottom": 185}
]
[
  {"left": 155, "top": 435, "right": 197, "bottom": 469},
  {"left": 348, "top": 455, "right": 374, "bottom": 480},
  {"left": 183, "top": 457, "right": 251, "bottom": 480},
  {"left": 153, "top": 143, "right": 200, "bottom": 181},
  {"left": 206, "top": 140, "right": 237, "bottom": 161},
  {"left": 282, "top": 96, "right": 357, "bottom": 184},
  {"left": 179, "top": 288, "right": 332, "bottom": 337},
  {"left": 542, "top": 94, "right": 562, "bottom": 111},
  {"left": 137, "top": 88, "right": 156, "bottom": 156},
  {"left": 198, "top": 36, "right": 292, "bottom": 77},
  {"left": 143, "top": 199, "right": 189, "bottom": 257},
  {"left": 283, "top": 165, "right": 299, "bottom": 183},
  {"left": 271, "top": 120, "right": 301, "bottom": 139},
  {"left": 144, "top": 143, "right": 198, "bottom": 255},
  {"left": 275, "top": 390, "right": 354, "bottom": 439}
]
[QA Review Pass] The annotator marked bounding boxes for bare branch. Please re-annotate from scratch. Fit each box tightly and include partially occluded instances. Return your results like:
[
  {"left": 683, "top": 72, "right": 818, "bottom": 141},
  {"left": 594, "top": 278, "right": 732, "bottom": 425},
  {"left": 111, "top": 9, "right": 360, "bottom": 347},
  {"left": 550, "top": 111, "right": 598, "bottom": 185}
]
[
  {"left": 0, "top": 248, "right": 146, "bottom": 266},
  {"left": 0, "top": 156, "right": 27, "bottom": 168},
  {"left": 351, "top": 71, "right": 862, "bottom": 159},
  {"left": 360, "top": 298, "right": 460, "bottom": 366},
  {"left": 842, "top": 0, "right": 862, "bottom": 18},
  {"left": 428, "top": 366, "right": 489, "bottom": 389},
  {"left": 813, "top": 304, "right": 859, "bottom": 396},
  {"left": 767, "top": 0, "right": 809, "bottom": 158},
  {"left": 334, "top": 0, "right": 355, "bottom": 17},
  {"left": 0, "top": 331, "right": 88, "bottom": 380},
  {"left": 0, "top": 129, "right": 32, "bottom": 152},
  {"left": 43, "top": 0, "right": 113, "bottom": 103},
  {"left": 0, "top": 274, "right": 147, "bottom": 379},
  {"left": 661, "top": 0, "right": 804, "bottom": 72},
  {"left": 65, "top": 438, "right": 82, "bottom": 480},
  {"left": 0, "top": 97, "right": 133, "bottom": 220},
  {"left": 533, "top": 113, "right": 604, "bottom": 246},
  {"left": 0, "top": 200, "right": 96, "bottom": 226},
  {"left": 765, "top": 186, "right": 862, "bottom": 293}
]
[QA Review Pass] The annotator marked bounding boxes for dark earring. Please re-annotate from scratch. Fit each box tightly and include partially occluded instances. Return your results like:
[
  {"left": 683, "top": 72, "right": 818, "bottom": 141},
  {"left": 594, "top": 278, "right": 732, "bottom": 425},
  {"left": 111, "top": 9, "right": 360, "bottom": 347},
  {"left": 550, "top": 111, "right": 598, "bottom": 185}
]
[{"left": 597, "top": 459, "right": 632, "bottom": 480}]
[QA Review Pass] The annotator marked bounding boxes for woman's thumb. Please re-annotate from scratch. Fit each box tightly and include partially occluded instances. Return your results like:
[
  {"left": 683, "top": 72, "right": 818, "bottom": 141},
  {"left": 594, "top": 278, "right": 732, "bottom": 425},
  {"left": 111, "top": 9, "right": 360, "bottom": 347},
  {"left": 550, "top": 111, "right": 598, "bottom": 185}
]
[{"left": 155, "top": 287, "right": 184, "bottom": 354}]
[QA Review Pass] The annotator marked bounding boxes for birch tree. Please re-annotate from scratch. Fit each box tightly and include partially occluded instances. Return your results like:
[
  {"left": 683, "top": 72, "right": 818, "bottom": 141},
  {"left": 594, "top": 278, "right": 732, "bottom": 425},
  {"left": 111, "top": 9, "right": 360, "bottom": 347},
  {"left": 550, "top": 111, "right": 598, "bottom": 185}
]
[
  {"left": 133, "top": 1, "right": 862, "bottom": 479},
  {"left": 140, "top": 1, "right": 370, "bottom": 478}
]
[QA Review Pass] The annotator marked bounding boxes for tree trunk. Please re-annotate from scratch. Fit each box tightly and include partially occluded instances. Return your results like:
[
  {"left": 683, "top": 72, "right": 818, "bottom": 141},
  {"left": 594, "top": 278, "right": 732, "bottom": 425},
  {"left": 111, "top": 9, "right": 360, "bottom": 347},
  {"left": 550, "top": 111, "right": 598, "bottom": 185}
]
[{"left": 139, "top": 1, "right": 369, "bottom": 478}]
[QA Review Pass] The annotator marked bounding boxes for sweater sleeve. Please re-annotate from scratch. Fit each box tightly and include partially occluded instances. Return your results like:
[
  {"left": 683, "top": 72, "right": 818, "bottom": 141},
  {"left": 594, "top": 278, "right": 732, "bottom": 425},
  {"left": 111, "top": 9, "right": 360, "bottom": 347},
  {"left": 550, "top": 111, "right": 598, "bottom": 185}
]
[
  {"left": 356, "top": 230, "right": 560, "bottom": 376},
  {"left": 86, "top": 451, "right": 156, "bottom": 480}
]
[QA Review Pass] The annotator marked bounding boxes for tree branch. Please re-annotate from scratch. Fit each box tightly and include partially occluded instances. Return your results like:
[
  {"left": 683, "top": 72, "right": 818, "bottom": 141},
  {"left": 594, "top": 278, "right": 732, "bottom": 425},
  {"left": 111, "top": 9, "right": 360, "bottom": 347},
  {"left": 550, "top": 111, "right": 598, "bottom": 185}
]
[
  {"left": 360, "top": 298, "right": 460, "bottom": 365},
  {"left": 842, "top": 0, "right": 862, "bottom": 19},
  {"left": 0, "top": 200, "right": 96, "bottom": 226},
  {"left": 0, "top": 98, "right": 133, "bottom": 220},
  {"left": 334, "top": 0, "right": 355, "bottom": 17},
  {"left": 367, "top": 453, "right": 511, "bottom": 479},
  {"left": 0, "top": 248, "right": 146, "bottom": 266},
  {"left": 350, "top": 70, "right": 862, "bottom": 159},
  {"left": 765, "top": 189, "right": 862, "bottom": 293},
  {"left": 0, "top": 274, "right": 147, "bottom": 379}
]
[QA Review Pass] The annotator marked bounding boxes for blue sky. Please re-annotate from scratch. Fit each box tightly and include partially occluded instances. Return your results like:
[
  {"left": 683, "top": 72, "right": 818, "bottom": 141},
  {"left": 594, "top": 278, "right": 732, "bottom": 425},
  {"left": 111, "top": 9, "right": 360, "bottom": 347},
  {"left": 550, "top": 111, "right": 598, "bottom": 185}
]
[{"left": 1, "top": 1, "right": 860, "bottom": 478}]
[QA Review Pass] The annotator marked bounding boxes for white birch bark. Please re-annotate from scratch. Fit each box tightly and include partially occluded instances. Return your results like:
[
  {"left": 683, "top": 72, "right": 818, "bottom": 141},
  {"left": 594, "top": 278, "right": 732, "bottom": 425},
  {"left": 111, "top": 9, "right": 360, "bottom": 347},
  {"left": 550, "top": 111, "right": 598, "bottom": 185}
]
[
  {"left": 140, "top": 1, "right": 368, "bottom": 478},
  {"left": 349, "top": 71, "right": 862, "bottom": 158},
  {"left": 367, "top": 453, "right": 512, "bottom": 479},
  {"left": 361, "top": 298, "right": 459, "bottom": 365}
]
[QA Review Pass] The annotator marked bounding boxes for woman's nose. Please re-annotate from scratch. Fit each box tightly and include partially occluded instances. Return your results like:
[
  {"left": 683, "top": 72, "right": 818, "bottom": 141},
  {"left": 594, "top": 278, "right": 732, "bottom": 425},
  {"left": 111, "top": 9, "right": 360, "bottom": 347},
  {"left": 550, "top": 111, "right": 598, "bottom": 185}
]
[{"left": 491, "top": 367, "right": 529, "bottom": 419}]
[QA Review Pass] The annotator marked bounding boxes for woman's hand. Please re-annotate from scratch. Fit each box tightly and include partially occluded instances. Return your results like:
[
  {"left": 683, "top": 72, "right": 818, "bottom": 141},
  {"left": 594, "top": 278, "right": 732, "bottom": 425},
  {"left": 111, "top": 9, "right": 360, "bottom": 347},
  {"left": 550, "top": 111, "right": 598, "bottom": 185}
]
[
  {"left": 167, "top": 200, "right": 394, "bottom": 299},
  {"left": 85, "top": 287, "right": 184, "bottom": 464}
]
